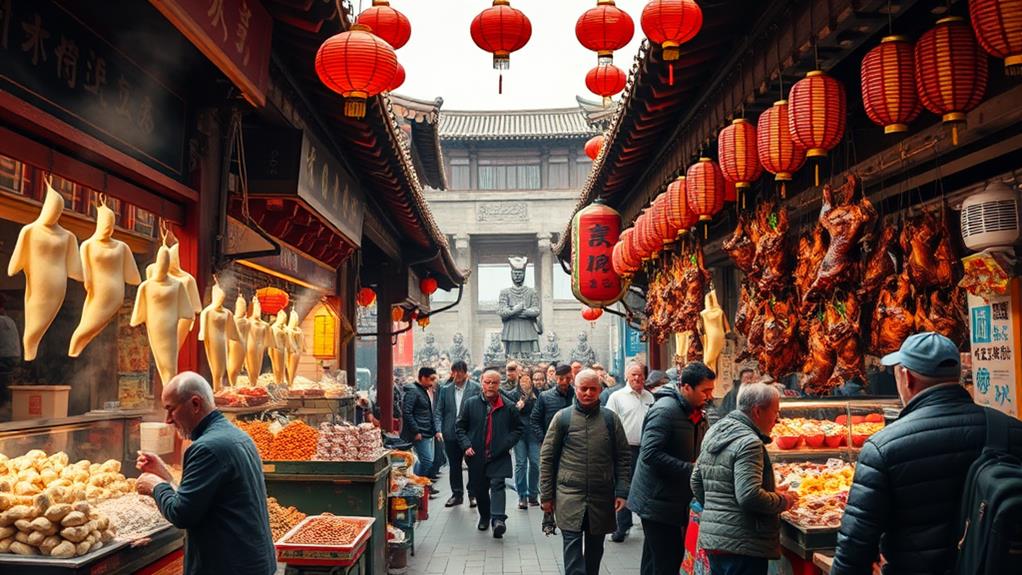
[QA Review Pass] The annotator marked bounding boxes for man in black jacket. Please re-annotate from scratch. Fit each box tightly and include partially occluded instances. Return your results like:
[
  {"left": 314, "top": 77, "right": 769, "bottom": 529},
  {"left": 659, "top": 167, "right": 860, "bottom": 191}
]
[
  {"left": 436, "top": 360, "right": 481, "bottom": 507},
  {"left": 457, "top": 369, "right": 523, "bottom": 538},
  {"left": 831, "top": 332, "right": 1022, "bottom": 575},
  {"left": 531, "top": 364, "right": 576, "bottom": 442},
  {"left": 401, "top": 367, "right": 442, "bottom": 478},
  {"left": 629, "top": 362, "right": 716, "bottom": 575}
]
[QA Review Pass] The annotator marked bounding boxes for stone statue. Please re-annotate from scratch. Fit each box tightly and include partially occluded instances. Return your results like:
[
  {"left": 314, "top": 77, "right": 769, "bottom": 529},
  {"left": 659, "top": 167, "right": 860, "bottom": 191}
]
[
  {"left": 543, "top": 331, "right": 562, "bottom": 363},
  {"left": 416, "top": 332, "right": 441, "bottom": 367},
  {"left": 483, "top": 332, "right": 506, "bottom": 367},
  {"left": 569, "top": 331, "right": 597, "bottom": 367},
  {"left": 448, "top": 332, "right": 472, "bottom": 367},
  {"left": 497, "top": 256, "right": 542, "bottom": 359}
]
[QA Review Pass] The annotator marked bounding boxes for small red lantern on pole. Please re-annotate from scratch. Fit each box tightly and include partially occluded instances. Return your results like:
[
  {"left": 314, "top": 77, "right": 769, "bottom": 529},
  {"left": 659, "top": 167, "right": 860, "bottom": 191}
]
[
  {"left": 572, "top": 200, "right": 625, "bottom": 307},
  {"left": 969, "top": 0, "right": 1022, "bottom": 76},
  {"left": 861, "top": 36, "right": 921, "bottom": 134},
  {"left": 315, "top": 24, "right": 398, "bottom": 118},
  {"left": 788, "top": 70, "right": 846, "bottom": 185},
  {"left": 586, "top": 63, "right": 627, "bottom": 103},
  {"left": 420, "top": 277, "right": 438, "bottom": 296},
  {"left": 686, "top": 157, "right": 725, "bottom": 237},
  {"left": 356, "top": 287, "right": 377, "bottom": 307},
  {"left": 356, "top": 0, "right": 412, "bottom": 50},
  {"left": 718, "top": 118, "right": 762, "bottom": 207},
  {"left": 757, "top": 100, "right": 806, "bottom": 196},
  {"left": 640, "top": 0, "right": 703, "bottom": 85},
  {"left": 471, "top": 0, "right": 532, "bottom": 94},
  {"left": 585, "top": 135, "right": 606, "bottom": 161},
  {"left": 576, "top": 0, "right": 635, "bottom": 63},
  {"left": 581, "top": 306, "right": 604, "bottom": 322},
  {"left": 915, "top": 16, "right": 989, "bottom": 146}
]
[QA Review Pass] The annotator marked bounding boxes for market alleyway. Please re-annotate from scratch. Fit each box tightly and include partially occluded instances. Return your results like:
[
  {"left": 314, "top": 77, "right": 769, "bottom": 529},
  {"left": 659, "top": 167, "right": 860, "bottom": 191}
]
[{"left": 407, "top": 475, "right": 644, "bottom": 575}]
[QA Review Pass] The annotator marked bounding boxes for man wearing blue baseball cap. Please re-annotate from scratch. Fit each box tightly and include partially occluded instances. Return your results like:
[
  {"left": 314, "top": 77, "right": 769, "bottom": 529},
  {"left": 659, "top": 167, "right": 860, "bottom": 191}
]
[{"left": 831, "top": 332, "right": 1022, "bottom": 575}]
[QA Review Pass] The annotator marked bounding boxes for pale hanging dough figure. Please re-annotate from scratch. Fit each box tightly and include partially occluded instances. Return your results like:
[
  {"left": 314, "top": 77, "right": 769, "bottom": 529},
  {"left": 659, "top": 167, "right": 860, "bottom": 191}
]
[
  {"left": 131, "top": 246, "right": 195, "bottom": 386},
  {"left": 244, "top": 297, "right": 272, "bottom": 384},
  {"left": 69, "top": 202, "right": 142, "bottom": 357},
  {"left": 146, "top": 242, "right": 202, "bottom": 350},
  {"left": 7, "top": 184, "right": 84, "bottom": 361},
  {"left": 285, "top": 309, "right": 305, "bottom": 387},
  {"left": 198, "top": 279, "right": 240, "bottom": 391},
  {"left": 700, "top": 289, "right": 730, "bottom": 373},
  {"left": 674, "top": 330, "right": 693, "bottom": 366},
  {"left": 227, "top": 295, "right": 251, "bottom": 386},
  {"left": 268, "top": 310, "right": 289, "bottom": 385}
]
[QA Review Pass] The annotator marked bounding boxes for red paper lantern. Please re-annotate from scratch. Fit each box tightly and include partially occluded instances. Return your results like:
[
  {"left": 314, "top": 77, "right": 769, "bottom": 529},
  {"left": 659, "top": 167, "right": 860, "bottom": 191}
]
[
  {"left": 571, "top": 201, "right": 625, "bottom": 307},
  {"left": 356, "top": 0, "right": 411, "bottom": 50},
  {"left": 391, "top": 306, "right": 406, "bottom": 322},
  {"left": 581, "top": 306, "right": 604, "bottom": 322},
  {"left": 471, "top": 0, "right": 532, "bottom": 71},
  {"left": 640, "top": 0, "right": 703, "bottom": 61},
  {"left": 788, "top": 71, "right": 847, "bottom": 159},
  {"left": 635, "top": 210, "right": 661, "bottom": 259},
  {"left": 915, "top": 16, "right": 989, "bottom": 145},
  {"left": 315, "top": 24, "right": 398, "bottom": 118},
  {"left": 356, "top": 287, "right": 377, "bottom": 307},
  {"left": 585, "top": 135, "right": 605, "bottom": 161},
  {"left": 718, "top": 119, "right": 762, "bottom": 189},
  {"left": 586, "top": 63, "right": 627, "bottom": 99},
  {"left": 686, "top": 157, "right": 725, "bottom": 222},
  {"left": 256, "top": 287, "right": 290, "bottom": 316},
  {"left": 757, "top": 100, "right": 806, "bottom": 182},
  {"left": 724, "top": 179, "right": 738, "bottom": 203},
  {"left": 389, "top": 62, "right": 406, "bottom": 92},
  {"left": 618, "top": 227, "right": 641, "bottom": 273},
  {"left": 665, "top": 175, "right": 696, "bottom": 236},
  {"left": 576, "top": 0, "right": 635, "bottom": 60},
  {"left": 420, "top": 277, "right": 438, "bottom": 296},
  {"left": 969, "top": 0, "right": 1022, "bottom": 76},
  {"left": 861, "top": 36, "right": 921, "bottom": 134},
  {"left": 612, "top": 236, "right": 638, "bottom": 278},
  {"left": 650, "top": 193, "right": 678, "bottom": 246}
]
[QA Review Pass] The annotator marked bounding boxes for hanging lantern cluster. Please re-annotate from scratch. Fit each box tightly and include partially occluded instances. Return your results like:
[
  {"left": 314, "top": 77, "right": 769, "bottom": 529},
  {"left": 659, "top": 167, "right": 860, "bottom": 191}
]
[
  {"left": 356, "top": 287, "right": 377, "bottom": 307},
  {"left": 861, "top": 35, "right": 920, "bottom": 134},
  {"left": 585, "top": 134, "right": 606, "bottom": 161},
  {"left": 571, "top": 200, "right": 626, "bottom": 307},
  {"left": 577, "top": 0, "right": 634, "bottom": 101},
  {"left": 315, "top": 24, "right": 399, "bottom": 118},
  {"left": 718, "top": 118, "right": 762, "bottom": 207},
  {"left": 686, "top": 157, "right": 725, "bottom": 236},
  {"left": 969, "top": 0, "right": 1022, "bottom": 76},
  {"left": 915, "top": 16, "right": 988, "bottom": 146},
  {"left": 471, "top": 0, "right": 532, "bottom": 94},
  {"left": 788, "top": 70, "right": 847, "bottom": 185},
  {"left": 640, "top": 0, "right": 703, "bottom": 85}
]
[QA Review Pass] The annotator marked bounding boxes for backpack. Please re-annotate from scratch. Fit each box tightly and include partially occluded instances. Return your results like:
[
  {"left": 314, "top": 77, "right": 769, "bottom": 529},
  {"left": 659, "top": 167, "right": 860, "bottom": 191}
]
[
  {"left": 953, "top": 408, "right": 1022, "bottom": 575},
  {"left": 551, "top": 406, "right": 619, "bottom": 473}
]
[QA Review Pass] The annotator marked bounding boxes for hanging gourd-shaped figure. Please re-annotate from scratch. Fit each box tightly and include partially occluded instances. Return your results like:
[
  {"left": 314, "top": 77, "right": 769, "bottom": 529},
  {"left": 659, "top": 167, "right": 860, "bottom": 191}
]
[
  {"left": 268, "top": 310, "right": 289, "bottom": 386},
  {"left": 145, "top": 236, "right": 202, "bottom": 350},
  {"left": 700, "top": 289, "right": 729, "bottom": 375},
  {"left": 285, "top": 309, "right": 305, "bottom": 387},
  {"left": 199, "top": 278, "right": 240, "bottom": 391},
  {"left": 227, "top": 294, "right": 251, "bottom": 386},
  {"left": 69, "top": 201, "right": 142, "bottom": 357},
  {"left": 131, "top": 245, "right": 194, "bottom": 386},
  {"left": 245, "top": 297, "right": 272, "bottom": 385},
  {"left": 7, "top": 183, "right": 84, "bottom": 361}
]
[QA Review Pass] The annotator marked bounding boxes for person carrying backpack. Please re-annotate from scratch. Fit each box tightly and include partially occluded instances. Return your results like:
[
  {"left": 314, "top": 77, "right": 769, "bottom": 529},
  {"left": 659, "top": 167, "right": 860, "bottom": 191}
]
[
  {"left": 831, "top": 332, "right": 1022, "bottom": 575},
  {"left": 539, "top": 369, "right": 632, "bottom": 575}
]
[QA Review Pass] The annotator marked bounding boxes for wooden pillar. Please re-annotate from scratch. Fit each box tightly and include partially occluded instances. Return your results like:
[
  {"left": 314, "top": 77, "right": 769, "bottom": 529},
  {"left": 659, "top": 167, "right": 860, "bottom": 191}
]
[
  {"left": 648, "top": 338, "right": 663, "bottom": 371},
  {"left": 377, "top": 279, "right": 395, "bottom": 432}
]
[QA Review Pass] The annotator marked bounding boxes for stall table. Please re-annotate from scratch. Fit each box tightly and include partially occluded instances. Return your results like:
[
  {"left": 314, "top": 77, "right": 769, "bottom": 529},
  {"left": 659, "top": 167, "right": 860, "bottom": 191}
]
[{"left": 0, "top": 527, "right": 184, "bottom": 575}]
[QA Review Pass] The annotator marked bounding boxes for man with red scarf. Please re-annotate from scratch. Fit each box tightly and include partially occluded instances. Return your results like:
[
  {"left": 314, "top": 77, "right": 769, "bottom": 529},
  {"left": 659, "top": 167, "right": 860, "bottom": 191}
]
[{"left": 456, "top": 370, "right": 523, "bottom": 537}]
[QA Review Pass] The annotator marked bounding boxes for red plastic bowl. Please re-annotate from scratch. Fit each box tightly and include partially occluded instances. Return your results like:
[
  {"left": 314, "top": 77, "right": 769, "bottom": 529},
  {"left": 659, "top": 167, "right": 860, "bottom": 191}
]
[
  {"left": 851, "top": 433, "right": 869, "bottom": 447},
  {"left": 865, "top": 413, "right": 884, "bottom": 423},
  {"left": 804, "top": 434, "right": 826, "bottom": 448},
  {"left": 824, "top": 434, "right": 844, "bottom": 448},
  {"left": 775, "top": 435, "right": 801, "bottom": 450}
]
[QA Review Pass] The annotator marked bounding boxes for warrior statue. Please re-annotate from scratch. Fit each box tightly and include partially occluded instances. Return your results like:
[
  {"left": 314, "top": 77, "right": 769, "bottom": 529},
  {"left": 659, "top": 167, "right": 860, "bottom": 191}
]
[
  {"left": 496, "top": 256, "right": 542, "bottom": 359},
  {"left": 543, "top": 331, "right": 562, "bottom": 363},
  {"left": 483, "top": 333, "right": 506, "bottom": 367},
  {"left": 569, "top": 331, "right": 597, "bottom": 367},
  {"left": 416, "top": 333, "right": 441, "bottom": 367},
  {"left": 448, "top": 332, "right": 472, "bottom": 367}
]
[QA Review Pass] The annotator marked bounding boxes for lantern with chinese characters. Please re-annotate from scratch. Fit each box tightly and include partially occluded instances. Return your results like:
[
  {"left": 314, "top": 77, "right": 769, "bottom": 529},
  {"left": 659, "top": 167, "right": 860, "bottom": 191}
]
[
  {"left": 665, "top": 175, "right": 696, "bottom": 237},
  {"left": 312, "top": 305, "right": 338, "bottom": 360},
  {"left": 572, "top": 200, "right": 626, "bottom": 307},
  {"left": 576, "top": 0, "right": 635, "bottom": 63},
  {"left": 969, "top": 0, "right": 1022, "bottom": 76},
  {"left": 256, "top": 287, "right": 289, "bottom": 315},
  {"left": 585, "top": 135, "right": 606, "bottom": 161},
  {"left": 718, "top": 118, "right": 762, "bottom": 207},
  {"left": 861, "top": 36, "right": 921, "bottom": 134},
  {"left": 316, "top": 24, "right": 398, "bottom": 118},
  {"left": 420, "top": 277, "right": 438, "bottom": 296},
  {"left": 389, "top": 62, "right": 406, "bottom": 92},
  {"left": 686, "top": 157, "right": 725, "bottom": 223},
  {"left": 640, "top": 0, "right": 703, "bottom": 84},
  {"left": 581, "top": 306, "right": 604, "bottom": 322},
  {"left": 915, "top": 16, "right": 989, "bottom": 145},
  {"left": 471, "top": 0, "right": 532, "bottom": 93},
  {"left": 788, "top": 70, "right": 846, "bottom": 184},
  {"left": 356, "top": 287, "right": 377, "bottom": 307},
  {"left": 757, "top": 100, "right": 806, "bottom": 193},
  {"left": 586, "top": 63, "right": 627, "bottom": 102},
  {"left": 356, "top": 0, "right": 411, "bottom": 50}
]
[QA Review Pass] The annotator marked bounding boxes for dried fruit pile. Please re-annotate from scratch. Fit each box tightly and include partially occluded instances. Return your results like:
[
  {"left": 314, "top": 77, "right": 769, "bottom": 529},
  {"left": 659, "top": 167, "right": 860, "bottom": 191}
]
[
  {"left": 265, "top": 421, "right": 319, "bottom": 461},
  {"left": 267, "top": 497, "right": 306, "bottom": 542},
  {"left": 235, "top": 420, "right": 274, "bottom": 459},
  {"left": 282, "top": 514, "right": 367, "bottom": 546}
]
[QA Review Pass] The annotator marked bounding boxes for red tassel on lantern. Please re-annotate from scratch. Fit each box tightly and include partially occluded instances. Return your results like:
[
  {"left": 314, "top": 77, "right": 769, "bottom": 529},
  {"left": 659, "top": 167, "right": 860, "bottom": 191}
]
[
  {"left": 664, "top": 175, "right": 696, "bottom": 238},
  {"left": 356, "top": 0, "right": 412, "bottom": 50},
  {"left": 471, "top": 0, "right": 532, "bottom": 94},
  {"left": 315, "top": 24, "right": 399, "bottom": 118},
  {"left": 788, "top": 71, "right": 846, "bottom": 185},
  {"left": 915, "top": 16, "right": 989, "bottom": 146},
  {"left": 718, "top": 118, "right": 763, "bottom": 191},
  {"left": 585, "top": 135, "right": 605, "bottom": 161},
  {"left": 576, "top": 0, "right": 635, "bottom": 63},
  {"left": 757, "top": 100, "right": 806, "bottom": 196},
  {"left": 861, "top": 36, "right": 921, "bottom": 134},
  {"left": 686, "top": 157, "right": 725, "bottom": 222},
  {"left": 969, "top": 0, "right": 1022, "bottom": 76},
  {"left": 586, "top": 63, "right": 627, "bottom": 102}
]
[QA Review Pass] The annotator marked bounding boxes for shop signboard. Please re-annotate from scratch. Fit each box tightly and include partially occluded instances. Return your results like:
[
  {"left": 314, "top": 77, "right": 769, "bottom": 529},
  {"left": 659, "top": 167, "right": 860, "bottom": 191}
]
[
  {"left": 968, "top": 278, "right": 1022, "bottom": 419},
  {"left": 394, "top": 328, "right": 414, "bottom": 368},
  {"left": 623, "top": 324, "right": 644, "bottom": 362},
  {"left": 0, "top": 0, "right": 187, "bottom": 178},
  {"left": 149, "top": 0, "right": 272, "bottom": 107}
]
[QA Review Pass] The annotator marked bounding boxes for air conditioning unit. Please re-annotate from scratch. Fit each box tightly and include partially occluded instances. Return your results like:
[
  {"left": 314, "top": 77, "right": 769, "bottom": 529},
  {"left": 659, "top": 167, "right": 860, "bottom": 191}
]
[{"left": 960, "top": 181, "right": 1021, "bottom": 252}]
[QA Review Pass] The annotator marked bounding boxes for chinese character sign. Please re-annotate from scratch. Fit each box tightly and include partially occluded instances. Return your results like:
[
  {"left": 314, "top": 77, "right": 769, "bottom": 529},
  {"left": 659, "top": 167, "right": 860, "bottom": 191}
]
[
  {"left": 968, "top": 278, "right": 1022, "bottom": 420},
  {"left": 571, "top": 202, "right": 626, "bottom": 307}
]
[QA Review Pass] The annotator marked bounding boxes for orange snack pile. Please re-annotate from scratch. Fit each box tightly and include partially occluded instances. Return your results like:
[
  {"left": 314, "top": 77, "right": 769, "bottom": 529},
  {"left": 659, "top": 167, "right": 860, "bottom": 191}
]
[
  {"left": 236, "top": 420, "right": 273, "bottom": 459},
  {"left": 284, "top": 515, "right": 367, "bottom": 546},
  {"left": 265, "top": 421, "right": 319, "bottom": 461}
]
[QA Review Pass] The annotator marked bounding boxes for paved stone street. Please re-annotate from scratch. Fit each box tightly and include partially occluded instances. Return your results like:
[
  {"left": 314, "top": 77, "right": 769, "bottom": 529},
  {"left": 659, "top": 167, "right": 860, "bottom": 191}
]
[{"left": 406, "top": 473, "right": 644, "bottom": 575}]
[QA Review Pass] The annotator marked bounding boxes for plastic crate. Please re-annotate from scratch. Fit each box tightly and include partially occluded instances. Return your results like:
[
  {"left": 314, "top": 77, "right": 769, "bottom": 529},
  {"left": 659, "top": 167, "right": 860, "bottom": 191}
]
[{"left": 276, "top": 515, "right": 376, "bottom": 567}]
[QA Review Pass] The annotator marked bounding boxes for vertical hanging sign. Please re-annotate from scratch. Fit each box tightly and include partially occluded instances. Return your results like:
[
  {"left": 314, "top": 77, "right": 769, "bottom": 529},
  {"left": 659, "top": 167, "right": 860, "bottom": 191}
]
[{"left": 968, "top": 278, "right": 1022, "bottom": 420}]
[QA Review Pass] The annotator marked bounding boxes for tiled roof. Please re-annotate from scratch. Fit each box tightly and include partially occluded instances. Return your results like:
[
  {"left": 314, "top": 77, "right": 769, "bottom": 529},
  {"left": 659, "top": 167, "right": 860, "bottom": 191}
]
[{"left": 440, "top": 107, "right": 599, "bottom": 141}]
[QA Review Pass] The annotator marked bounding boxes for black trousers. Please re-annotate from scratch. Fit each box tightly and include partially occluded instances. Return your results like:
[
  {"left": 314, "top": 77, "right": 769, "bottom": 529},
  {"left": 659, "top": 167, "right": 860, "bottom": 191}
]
[
  {"left": 708, "top": 555, "right": 768, "bottom": 575},
  {"left": 640, "top": 517, "right": 686, "bottom": 575},
  {"left": 615, "top": 445, "right": 642, "bottom": 533},
  {"left": 444, "top": 440, "right": 465, "bottom": 497},
  {"left": 562, "top": 512, "right": 605, "bottom": 575},
  {"left": 470, "top": 476, "right": 507, "bottom": 523}
]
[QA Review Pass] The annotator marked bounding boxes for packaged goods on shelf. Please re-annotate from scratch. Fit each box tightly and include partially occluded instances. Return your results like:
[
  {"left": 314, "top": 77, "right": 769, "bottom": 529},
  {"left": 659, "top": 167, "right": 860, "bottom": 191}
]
[{"left": 313, "top": 423, "right": 385, "bottom": 462}]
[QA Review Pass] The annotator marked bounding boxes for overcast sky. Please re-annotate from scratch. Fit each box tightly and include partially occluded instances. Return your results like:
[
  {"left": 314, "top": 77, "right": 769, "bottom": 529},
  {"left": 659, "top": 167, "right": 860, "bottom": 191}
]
[{"left": 375, "top": 0, "right": 647, "bottom": 110}]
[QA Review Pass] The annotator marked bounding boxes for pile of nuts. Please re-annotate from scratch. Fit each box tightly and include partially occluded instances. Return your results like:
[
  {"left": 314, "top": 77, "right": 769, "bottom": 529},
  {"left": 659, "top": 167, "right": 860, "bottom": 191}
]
[
  {"left": 265, "top": 421, "right": 319, "bottom": 461},
  {"left": 313, "top": 423, "right": 384, "bottom": 462},
  {"left": 267, "top": 497, "right": 306, "bottom": 542},
  {"left": 281, "top": 514, "right": 368, "bottom": 546},
  {"left": 235, "top": 420, "right": 274, "bottom": 460}
]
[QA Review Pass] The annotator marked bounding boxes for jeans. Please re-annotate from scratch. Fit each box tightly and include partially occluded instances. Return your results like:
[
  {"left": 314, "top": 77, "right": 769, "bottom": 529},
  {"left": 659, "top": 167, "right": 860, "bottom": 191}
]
[
  {"left": 428, "top": 436, "right": 446, "bottom": 478},
  {"left": 412, "top": 437, "right": 434, "bottom": 477},
  {"left": 708, "top": 555, "right": 768, "bottom": 575},
  {"left": 513, "top": 435, "right": 540, "bottom": 499},
  {"left": 615, "top": 445, "right": 641, "bottom": 533},
  {"left": 640, "top": 517, "right": 685, "bottom": 575},
  {"left": 562, "top": 512, "right": 605, "bottom": 575},
  {"left": 444, "top": 440, "right": 465, "bottom": 497},
  {"left": 471, "top": 476, "right": 507, "bottom": 523}
]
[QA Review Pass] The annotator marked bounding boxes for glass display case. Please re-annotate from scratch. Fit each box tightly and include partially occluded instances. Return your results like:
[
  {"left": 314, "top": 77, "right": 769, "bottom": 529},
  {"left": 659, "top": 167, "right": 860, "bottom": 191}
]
[
  {"left": 768, "top": 397, "right": 902, "bottom": 462},
  {"left": 0, "top": 411, "right": 146, "bottom": 476}
]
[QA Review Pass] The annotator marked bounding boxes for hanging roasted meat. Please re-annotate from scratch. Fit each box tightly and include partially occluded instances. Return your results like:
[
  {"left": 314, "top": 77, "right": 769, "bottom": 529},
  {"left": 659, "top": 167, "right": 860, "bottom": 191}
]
[
  {"left": 735, "top": 283, "right": 756, "bottom": 336},
  {"left": 803, "top": 174, "right": 876, "bottom": 305},
  {"left": 902, "top": 211, "right": 940, "bottom": 290},
  {"left": 802, "top": 312, "right": 837, "bottom": 396},
  {"left": 724, "top": 214, "right": 756, "bottom": 275},
  {"left": 753, "top": 204, "right": 792, "bottom": 297},
  {"left": 860, "top": 225, "right": 897, "bottom": 301},
  {"left": 795, "top": 226, "right": 827, "bottom": 305},
  {"left": 679, "top": 244, "right": 711, "bottom": 332},
  {"left": 870, "top": 272, "right": 915, "bottom": 355},
  {"left": 933, "top": 215, "right": 956, "bottom": 288},
  {"left": 760, "top": 294, "right": 801, "bottom": 380},
  {"left": 927, "top": 288, "right": 967, "bottom": 348},
  {"left": 826, "top": 290, "right": 866, "bottom": 391},
  {"left": 738, "top": 298, "right": 767, "bottom": 363}
]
